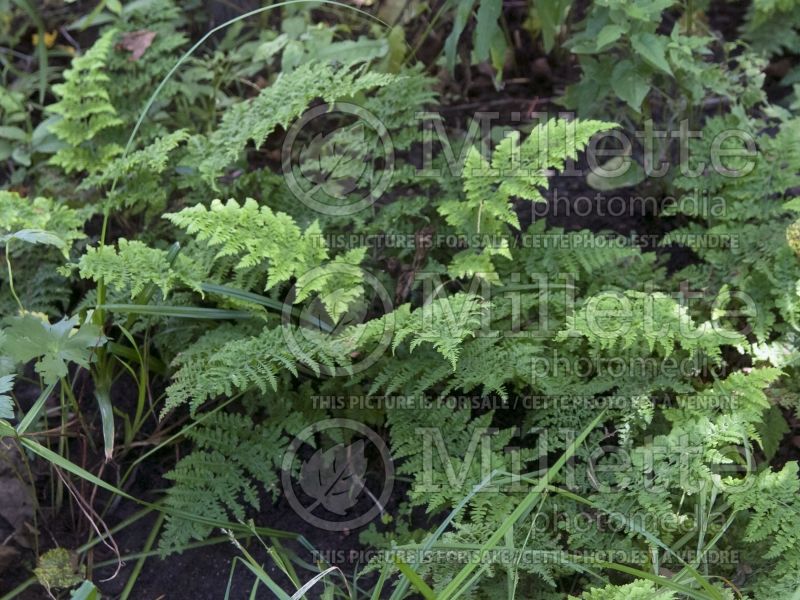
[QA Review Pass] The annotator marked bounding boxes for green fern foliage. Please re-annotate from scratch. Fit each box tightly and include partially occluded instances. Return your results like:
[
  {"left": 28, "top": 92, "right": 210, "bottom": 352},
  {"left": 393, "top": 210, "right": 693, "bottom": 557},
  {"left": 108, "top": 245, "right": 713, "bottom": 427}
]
[
  {"left": 0, "top": 191, "right": 85, "bottom": 250},
  {"left": 393, "top": 293, "right": 489, "bottom": 368},
  {"left": 76, "top": 239, "right": 201, "bottom": 299},
  {"left": 47, "top": 29, "right": 123, "bottom": 173},
  {"left": 570, "top": 580, "right": 675, "bottom": 599},
  {"left": 439, "top": 118, "right": 615, "bottom": 280},
  {"left": 728, "top": 461, "right": 800, "bottom": 599},
  {"left": 160, "top": 411, "right": 305, "bottom": 553},
  {"left": 166, "top": 198, "right": 366, "bottom": 318},
  {"left": 190, "top": 61, "right": 397, "bottom": 185},
  {"left": 558, "top": 291, "right": 744, "bottom": 361},
  {"left": 80, "top": 130, "right": 190, "bottom": 213},
  {"left": 163, "top": 324, "right": 350, "bottom": 415}
]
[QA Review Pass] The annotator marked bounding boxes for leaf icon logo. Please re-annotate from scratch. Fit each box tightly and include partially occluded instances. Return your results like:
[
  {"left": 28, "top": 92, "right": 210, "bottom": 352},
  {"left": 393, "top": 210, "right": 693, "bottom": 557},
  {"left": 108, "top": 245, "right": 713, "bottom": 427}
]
[
  {"left": 298, "top": 122, "right": 371, "bottom": 199},
  {"left": 299, "top": 440, "right": 367, "bottom": 515}
]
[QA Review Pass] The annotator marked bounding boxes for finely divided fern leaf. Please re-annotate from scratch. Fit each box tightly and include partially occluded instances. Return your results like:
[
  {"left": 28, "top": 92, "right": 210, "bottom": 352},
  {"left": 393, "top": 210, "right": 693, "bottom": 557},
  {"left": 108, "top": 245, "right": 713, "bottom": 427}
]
[
  {"left": 190, "top": 61, "right": 398, "bottom": 185},
  {"left": 76, "top": 239, "right": 201, "bottom": 299},
  {"left": 47, "top": 29, "right": 123, "bottom": 173},
  {"left": 166, "top": 198, "right": 366, "bottom": 319}
]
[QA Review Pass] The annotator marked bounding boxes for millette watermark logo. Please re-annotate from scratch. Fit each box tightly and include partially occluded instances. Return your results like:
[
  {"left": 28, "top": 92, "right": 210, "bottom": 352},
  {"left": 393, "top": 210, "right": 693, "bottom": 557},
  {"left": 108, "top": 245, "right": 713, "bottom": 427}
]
[
  {"left": 282, "top": 102, "right": 395, "bottom": 216},
  {"left": 281, "top": 418, "right": 394, "bottom": 531}
]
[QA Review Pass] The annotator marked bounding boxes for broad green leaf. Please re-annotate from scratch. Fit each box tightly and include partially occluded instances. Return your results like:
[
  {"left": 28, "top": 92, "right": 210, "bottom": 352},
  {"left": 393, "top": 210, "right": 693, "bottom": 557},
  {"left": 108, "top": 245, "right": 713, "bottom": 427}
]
[
  {"left": 70, "top": 581, "right": 99, "bottom": 600},
  {"left": 2, "top": 314, "right": 105, "bottom": 384},
  {"left": 11, "top": 146, "right": 31, "bottom": 167},
  {"left": 586, "top": 156, "right": 646, "bottom": 190},
  {"left": 1, "top": 229, "right": 68, "bottom": 256},
  {"left": 538, "top": 0, "right": 572, "bottom": 52},
  {"left": 444, "top": 0, "right": 478, "bottom": 73},
  {"left": 474, "top": 0, "right": 502, "bottom": 61},
  {"left": 596, "top": 24, "right": 625, "bottom": 50},
  {"left": 0, "top": 374, "right": 14, "bottom": 420},
  {"left": 0, "top": 125, "right": 28, "bottom": 141},
  {"left": 631, "top": 32, "right": 672, "bottom": 75},
  {"left": 611, "top": 59, "right": 651, "bottom": 111}
]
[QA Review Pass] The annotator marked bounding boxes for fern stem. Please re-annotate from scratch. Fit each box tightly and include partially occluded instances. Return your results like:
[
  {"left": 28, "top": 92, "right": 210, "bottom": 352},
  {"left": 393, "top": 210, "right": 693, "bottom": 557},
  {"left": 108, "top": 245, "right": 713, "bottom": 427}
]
[{"left": 4, "top": 241, "right": 23, "bottom": 312}]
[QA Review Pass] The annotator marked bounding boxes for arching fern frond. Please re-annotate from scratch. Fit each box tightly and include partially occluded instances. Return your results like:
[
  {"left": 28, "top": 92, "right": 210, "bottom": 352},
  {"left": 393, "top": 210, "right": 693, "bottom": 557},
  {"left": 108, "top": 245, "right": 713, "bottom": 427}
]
[
  {"left": 163, "top": 323, "right": 351, "bottom": 415},
  {"left": 189, "top": 61, "right": 398, "bottom": 185},
  {"left": 160, "top": 411, "right": 306, "bottom": 554}
]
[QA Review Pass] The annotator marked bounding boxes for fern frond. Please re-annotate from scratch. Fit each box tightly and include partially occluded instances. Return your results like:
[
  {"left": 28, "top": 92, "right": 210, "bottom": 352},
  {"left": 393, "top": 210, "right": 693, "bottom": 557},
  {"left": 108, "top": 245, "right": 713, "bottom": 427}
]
[
  {"left": 439, "top": 118, "right": 615, "bottom": 280},
  {"left": 80, "top": 130, "right": 190, "bottom": 213},
  {"left": 164, "top": 323, "right": 351, "bottom": 415},
  {"left": 558, "top": 291, "right": 744, "bottom": 361},
  {"left": 160, "top": 411, "right": 302, "bottom": 553},
  {"left": 166, "top": 198, "right": 366, "bottom": 319},
  {"left": 190, "top": 61, "right": 397, "bottom": 184},
  {"left": 393, "top": 293, "right": 489, "bottom": 369},
  {"left": 76, "top": 239, "right": 201, "bottom": 299},
  {"left": 47, "top": 28, "right": 123, "bottom": 173}
]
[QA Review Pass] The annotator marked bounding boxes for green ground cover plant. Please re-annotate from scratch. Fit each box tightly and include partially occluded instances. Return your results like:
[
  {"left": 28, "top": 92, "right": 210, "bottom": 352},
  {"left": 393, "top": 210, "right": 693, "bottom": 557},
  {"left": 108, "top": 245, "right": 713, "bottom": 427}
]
[{"left": 0, "top": 0, "right": 799, "bottom": 598}]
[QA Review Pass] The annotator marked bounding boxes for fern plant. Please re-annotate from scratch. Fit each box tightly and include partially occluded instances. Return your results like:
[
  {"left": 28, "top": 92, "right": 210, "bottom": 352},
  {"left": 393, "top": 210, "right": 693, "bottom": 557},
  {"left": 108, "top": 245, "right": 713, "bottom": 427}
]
[
  {"left": 47, "top": 28, "right": 123, "bottom": 174},
  {"left": 439, "top": 117, "right": 615, "bottom": 281}
]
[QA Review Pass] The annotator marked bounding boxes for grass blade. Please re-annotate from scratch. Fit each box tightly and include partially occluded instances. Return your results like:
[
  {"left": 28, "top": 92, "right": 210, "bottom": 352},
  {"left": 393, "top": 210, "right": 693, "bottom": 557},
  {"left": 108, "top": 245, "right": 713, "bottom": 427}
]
[{"left": 437, "top": 409, "right": 606, "bottom": 600}]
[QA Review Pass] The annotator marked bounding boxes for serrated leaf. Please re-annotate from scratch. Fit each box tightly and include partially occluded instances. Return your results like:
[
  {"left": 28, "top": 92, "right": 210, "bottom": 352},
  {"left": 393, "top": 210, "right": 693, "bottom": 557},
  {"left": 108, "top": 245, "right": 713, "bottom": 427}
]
[
  {"left": 0, "top": 374, "right": 14, "bottom": 420},
  {"left": 299, "top": 440, "right": 367, "bottom": 515},
  {"left": 631, "top": 32, "right": 672, "bottom": 75},
  {"left": 2, "top": 314, "right": 106, "bottom": 385},
  {"left": 611, "top": 60, "right": 651, "bottom": 111}
]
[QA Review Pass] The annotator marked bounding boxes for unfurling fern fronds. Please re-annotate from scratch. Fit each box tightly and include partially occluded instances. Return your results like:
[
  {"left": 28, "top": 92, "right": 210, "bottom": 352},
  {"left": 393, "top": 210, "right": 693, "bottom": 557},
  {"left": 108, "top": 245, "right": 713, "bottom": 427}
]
[
  {"left": 189, "top": 61, "right": 397, "bottom": 185},
  {"left": 47, "top": 29, "right": 123, "bottom": 173},
  {"left": 75, "top": 239, "right": 201, "bottom": 299},
  {"left": 159, "top": 411, "right": 306, "bottom": 553}
]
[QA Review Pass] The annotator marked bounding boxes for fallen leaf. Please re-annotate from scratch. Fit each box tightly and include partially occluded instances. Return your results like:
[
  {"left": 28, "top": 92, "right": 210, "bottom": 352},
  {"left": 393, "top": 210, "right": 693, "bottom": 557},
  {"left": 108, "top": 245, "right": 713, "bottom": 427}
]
[{"left": 118, "top": 30, "right": 156, "bottom": 61}]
